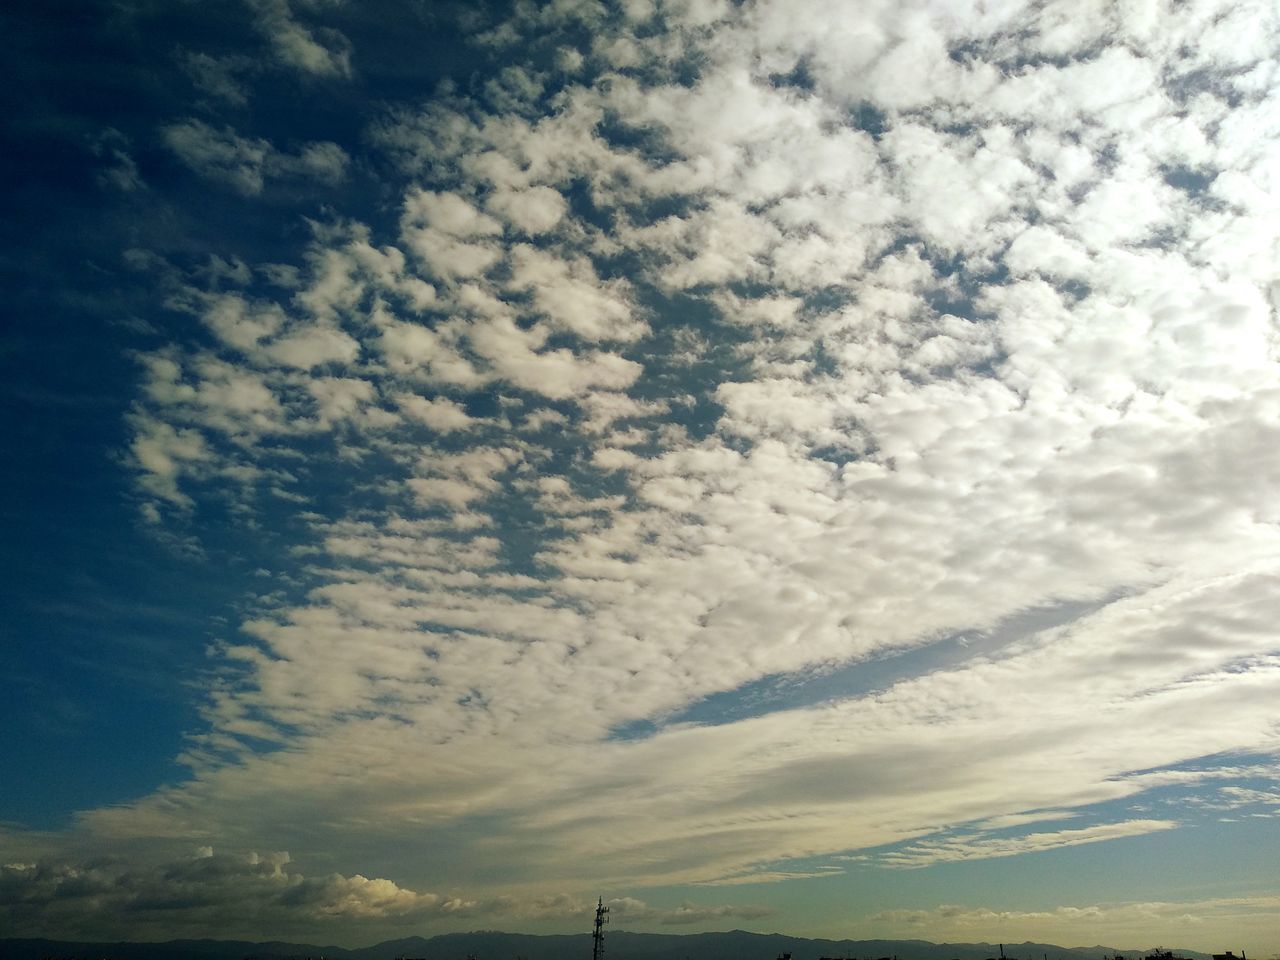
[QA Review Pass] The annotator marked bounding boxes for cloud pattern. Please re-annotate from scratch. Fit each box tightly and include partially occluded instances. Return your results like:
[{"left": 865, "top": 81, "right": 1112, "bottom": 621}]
[{"left": 7, "top": 0, "right": 1280, "bottom": 947}]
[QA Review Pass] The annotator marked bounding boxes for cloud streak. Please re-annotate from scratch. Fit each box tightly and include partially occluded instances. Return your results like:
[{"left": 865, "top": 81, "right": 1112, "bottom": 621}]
[{"left": 877, "top": 820, "right": 1180, "bottom": 869}]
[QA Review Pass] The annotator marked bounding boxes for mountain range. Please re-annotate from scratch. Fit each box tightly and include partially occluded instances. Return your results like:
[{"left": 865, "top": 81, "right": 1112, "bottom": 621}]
[{"left": 0, "top": 931, "right": 1222, "bottom": 960}]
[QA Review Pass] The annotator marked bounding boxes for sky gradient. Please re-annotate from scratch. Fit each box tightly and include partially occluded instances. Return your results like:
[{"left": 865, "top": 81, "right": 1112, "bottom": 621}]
[{"left": 2, "top": 0, "right": 1279, "bottom": 953}]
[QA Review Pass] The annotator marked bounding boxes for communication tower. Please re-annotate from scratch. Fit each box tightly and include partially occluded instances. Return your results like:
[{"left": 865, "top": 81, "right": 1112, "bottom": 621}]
[{"left": 592, "top": 896, "right": 609, "bottom": 960}]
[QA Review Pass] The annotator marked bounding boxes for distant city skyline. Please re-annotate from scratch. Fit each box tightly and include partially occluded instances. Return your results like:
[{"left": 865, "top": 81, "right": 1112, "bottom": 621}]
[{"left": 1, "top": 0, "right": 1278, "bottom": 955}]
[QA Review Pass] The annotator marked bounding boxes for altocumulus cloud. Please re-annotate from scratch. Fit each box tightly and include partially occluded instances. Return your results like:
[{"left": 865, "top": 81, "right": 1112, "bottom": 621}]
[
  {"left": 111, "top": 0, "right": 1280, "bottom": 885},
  {"left": 9, "top": 0, "right": 1280, "bottom": 944}
]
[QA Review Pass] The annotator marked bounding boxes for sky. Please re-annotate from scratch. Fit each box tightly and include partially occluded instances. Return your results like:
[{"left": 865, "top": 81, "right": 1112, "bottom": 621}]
[{"left": 1, "top": 0, "right": 1279, "bottom": 953}]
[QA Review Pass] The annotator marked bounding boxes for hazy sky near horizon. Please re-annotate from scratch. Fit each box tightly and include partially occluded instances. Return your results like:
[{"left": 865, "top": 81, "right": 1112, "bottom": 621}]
[{"left": 2, "top": 0, "right": 1279, "bottom": 953}]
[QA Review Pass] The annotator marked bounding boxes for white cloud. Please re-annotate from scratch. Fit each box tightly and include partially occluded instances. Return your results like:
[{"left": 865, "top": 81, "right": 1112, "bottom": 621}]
[
  {"left": 295, "top": 140, "right": 351, "bottom": 185},
  {"left": 247, "top": 0, "right": 353, "bottom": 79},
  {"left": 181, "top": 51, "right": 253, "bottom": 106},
  {"left": 403, "top": 189, "right": 504, "bottom": 238},
  {"left": 468, "top": 317, "right": 644, "bottom": 399},
  {"left": 162, "top": 119, "right": 350, "bottom": 195},
  {"left": 395, "top": 394, "right": 476, "bottom": 432},
  {"left": 307, "top": 377, "right": 395, "bottom": 430},
  {"left": 201, "top": 294, "right": 287, "bottom": 352},
  {"left": 878, "top": 820, "right": 1179, "bottom": 868},
  {"left": 163, "top": 120, "right": 272, "bottom": 195},
  {"left": 507, "top": 244, "right": 644, "bottom": 342},
  {"left": 90, "top": 128, "right": 143, "bottom": 192},
  {"left": 265, "top": 324, "right": 361, "bottom": 369},
  {"left": 128, "top": 414, "right": 214, "bottom": 508},
  {"left": 407, "top": 446, "right": 523, "bottom": 510},
  {"left": 486, "top": 185, "right": 568, "bottom": 234}
]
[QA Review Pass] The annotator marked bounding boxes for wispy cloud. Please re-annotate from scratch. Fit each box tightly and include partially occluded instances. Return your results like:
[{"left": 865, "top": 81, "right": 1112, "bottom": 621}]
[
  {"left": 246, "top": 0, "right": 353, "bottom": 79},
  {"left": 877, "top": 821, "right": 1179, "bottom": 869},
  {"left": 162, "top": 120, "right": 349, "bottom": 195}
]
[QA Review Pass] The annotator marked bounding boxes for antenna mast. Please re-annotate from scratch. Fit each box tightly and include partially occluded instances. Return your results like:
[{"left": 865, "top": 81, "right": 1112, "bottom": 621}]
[{"left": 592, "top": 897, "right": 610, "bottom": 960}]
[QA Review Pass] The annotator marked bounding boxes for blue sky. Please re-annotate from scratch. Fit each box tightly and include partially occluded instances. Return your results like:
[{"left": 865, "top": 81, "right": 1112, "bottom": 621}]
[{"left": 2, "top": 0, "right": 1279, "bottom": 953}]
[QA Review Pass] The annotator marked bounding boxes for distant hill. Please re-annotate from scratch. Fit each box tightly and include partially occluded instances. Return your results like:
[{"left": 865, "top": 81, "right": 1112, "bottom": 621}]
[{"left": 0, "top": 932, "right": 1219, "bottom": 960}]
